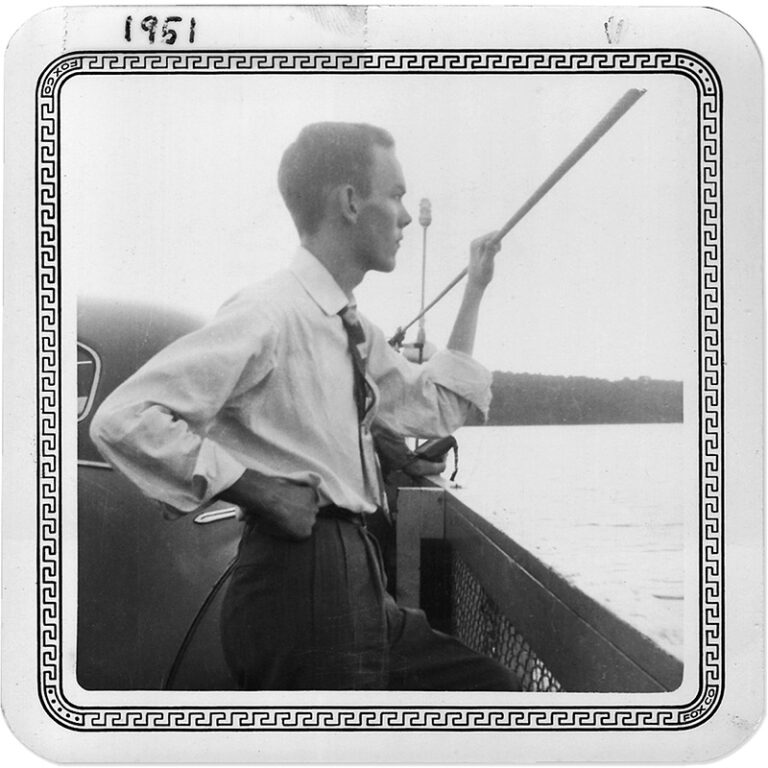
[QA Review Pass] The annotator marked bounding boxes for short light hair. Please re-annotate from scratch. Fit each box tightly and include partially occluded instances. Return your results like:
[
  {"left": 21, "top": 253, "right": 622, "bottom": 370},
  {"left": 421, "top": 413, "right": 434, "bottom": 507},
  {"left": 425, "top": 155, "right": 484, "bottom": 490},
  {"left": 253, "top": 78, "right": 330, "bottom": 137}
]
[{"left": 278, "top": 122, "right": 394, "bottom": 235}]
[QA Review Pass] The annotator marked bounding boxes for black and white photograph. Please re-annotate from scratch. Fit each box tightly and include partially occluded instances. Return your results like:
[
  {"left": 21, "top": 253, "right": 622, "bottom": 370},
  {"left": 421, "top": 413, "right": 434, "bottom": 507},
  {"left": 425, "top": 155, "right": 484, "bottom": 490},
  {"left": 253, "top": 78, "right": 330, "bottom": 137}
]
[
  {"left": 2, "top": 3, "right": 764, "bottom": 764},
  {"left": 71, "top": 45, "right": 696, "bottom": 697}
]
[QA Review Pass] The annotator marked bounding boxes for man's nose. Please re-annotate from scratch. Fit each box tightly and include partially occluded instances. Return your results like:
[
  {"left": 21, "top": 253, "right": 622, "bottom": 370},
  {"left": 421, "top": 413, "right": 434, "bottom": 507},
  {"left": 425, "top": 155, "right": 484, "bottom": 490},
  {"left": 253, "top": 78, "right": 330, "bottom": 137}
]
[{"left": 400, "top": 206, "right": 413, "bottom": 228}]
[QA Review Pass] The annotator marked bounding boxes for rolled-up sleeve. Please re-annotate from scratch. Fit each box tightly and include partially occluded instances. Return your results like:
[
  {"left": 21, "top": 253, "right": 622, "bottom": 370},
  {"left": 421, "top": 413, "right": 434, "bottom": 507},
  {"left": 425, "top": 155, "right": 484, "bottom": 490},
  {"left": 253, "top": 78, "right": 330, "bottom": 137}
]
[
  {"left": 364, "top": 321, "right": 492, "bottom": 438},
  {"left": 423, "top": 349, "right": 493, "bottom": 415},
  {"left": 89, "top": 297, "right": 278, "bottom": 512}
]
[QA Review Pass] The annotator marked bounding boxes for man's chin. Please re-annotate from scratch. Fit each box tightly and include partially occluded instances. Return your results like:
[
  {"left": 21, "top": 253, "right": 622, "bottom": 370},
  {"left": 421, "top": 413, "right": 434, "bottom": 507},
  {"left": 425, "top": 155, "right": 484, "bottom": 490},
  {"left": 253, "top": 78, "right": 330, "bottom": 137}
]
[{"left": 370, "top": 258, "right": 397, "bottom": 274}]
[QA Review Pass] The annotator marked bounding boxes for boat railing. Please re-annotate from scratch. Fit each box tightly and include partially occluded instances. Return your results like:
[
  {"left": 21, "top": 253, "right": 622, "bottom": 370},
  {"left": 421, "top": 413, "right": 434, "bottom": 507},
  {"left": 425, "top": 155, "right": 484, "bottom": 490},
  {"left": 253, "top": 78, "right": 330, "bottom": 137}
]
[{"left": 395, "top": 483, "right": 684, "bottom": 693}]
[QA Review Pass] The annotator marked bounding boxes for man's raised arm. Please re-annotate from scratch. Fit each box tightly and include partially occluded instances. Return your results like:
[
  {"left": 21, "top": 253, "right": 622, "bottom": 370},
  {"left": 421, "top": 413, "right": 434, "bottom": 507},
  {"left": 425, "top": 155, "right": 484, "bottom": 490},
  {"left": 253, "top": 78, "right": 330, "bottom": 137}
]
[{"left": 446, "top": 232, "right": 501, "bottom": 356}]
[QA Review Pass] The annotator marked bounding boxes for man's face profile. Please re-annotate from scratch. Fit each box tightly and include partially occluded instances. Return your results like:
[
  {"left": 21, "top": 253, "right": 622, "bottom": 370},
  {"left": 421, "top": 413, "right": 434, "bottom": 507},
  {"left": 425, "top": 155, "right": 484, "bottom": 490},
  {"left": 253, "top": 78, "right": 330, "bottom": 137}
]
[{"left": 353, "top": 144, "right": 412, "bottom": 274}]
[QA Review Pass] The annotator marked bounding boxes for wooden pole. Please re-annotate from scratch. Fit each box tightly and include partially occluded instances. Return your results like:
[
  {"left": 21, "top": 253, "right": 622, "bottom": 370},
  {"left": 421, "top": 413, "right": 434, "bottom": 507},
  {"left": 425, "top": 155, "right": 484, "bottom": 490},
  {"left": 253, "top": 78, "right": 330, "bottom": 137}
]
[{"left": 389, "top": 88, "right": 646, "bottom": 346}]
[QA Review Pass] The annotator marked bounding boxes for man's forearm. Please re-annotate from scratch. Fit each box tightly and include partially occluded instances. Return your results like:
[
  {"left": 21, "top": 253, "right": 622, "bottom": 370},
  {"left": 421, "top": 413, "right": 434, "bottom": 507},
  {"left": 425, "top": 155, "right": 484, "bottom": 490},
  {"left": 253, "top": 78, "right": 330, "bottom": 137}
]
[
  {"left": 446, "top": 281, "right": 486, "bottom": 356},
  {"left": 446, "top": 232, "right": 500, "bottom": 356},
  {"left": 218, "top": 469, "right": 295, "bottom": 512},
  {"left": 217, "top": 468, "right": 263, "bottom": 508}
]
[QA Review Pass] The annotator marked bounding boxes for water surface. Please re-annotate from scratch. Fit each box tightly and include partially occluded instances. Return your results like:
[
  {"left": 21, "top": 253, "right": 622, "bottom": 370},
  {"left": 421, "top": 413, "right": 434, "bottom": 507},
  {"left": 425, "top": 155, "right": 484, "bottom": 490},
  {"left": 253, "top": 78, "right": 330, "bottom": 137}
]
[{"left": 449, "top": 424, "right": 694, "bottom": 659}]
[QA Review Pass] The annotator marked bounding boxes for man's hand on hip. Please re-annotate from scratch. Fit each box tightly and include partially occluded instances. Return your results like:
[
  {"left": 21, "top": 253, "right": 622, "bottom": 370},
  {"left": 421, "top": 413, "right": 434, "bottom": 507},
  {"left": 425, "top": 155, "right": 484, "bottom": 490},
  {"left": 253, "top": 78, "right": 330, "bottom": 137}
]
[{"left": 219, "top": 470, "right": 319, "bottom": 540}]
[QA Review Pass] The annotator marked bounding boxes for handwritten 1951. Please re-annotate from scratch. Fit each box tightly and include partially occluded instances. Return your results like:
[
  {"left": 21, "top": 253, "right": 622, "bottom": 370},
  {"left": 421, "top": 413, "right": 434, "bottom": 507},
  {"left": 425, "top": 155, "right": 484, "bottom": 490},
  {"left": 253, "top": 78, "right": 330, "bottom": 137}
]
[{"left": 125, "top": 16, "right": 196, "bottom": 45}]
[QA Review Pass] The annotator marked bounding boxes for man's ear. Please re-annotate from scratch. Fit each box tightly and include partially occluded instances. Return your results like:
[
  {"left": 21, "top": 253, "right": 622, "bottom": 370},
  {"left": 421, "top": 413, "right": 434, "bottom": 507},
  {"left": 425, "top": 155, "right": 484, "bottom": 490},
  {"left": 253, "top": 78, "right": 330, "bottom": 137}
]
[{"left": 337, "top": 184, "right": 359, "bottom": 224}]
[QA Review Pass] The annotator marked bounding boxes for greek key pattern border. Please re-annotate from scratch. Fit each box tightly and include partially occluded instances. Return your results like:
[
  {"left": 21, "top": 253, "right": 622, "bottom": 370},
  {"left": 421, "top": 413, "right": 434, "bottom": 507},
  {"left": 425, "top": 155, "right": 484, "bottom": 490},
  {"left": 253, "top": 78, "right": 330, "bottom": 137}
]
[{"left": 37, "top": 49, "right": 722, "bottom": 731}]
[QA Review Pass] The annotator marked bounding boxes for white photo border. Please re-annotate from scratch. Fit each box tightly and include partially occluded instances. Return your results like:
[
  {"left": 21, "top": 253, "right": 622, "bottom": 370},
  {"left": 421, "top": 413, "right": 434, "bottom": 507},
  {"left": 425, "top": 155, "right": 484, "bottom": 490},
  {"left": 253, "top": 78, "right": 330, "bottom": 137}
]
[{"left": 38, "top": 48, "right": 722, "bottom": 731}]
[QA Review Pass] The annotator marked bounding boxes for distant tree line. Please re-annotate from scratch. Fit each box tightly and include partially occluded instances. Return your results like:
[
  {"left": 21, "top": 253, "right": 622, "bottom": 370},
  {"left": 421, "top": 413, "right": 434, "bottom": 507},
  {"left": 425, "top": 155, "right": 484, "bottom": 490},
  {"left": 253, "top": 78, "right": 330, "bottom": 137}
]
[{"left": 483, "top": 372, "right": 683, "bottom": 426}]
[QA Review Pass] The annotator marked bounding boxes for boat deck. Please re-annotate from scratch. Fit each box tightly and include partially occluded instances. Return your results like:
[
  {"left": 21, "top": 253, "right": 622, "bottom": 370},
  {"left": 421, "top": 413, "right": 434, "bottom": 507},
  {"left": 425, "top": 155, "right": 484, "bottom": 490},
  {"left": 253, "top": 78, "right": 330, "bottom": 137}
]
[{"left": 396, "top": 424, "right": 691, "bottom": 691}]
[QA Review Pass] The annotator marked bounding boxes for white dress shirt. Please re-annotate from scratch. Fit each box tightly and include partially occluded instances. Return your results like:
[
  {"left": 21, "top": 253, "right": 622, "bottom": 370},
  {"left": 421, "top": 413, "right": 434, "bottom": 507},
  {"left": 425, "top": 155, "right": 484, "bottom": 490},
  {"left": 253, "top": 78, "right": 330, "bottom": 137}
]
[{"left": 90, "top": 247, "right": 492, "bottom": 514}]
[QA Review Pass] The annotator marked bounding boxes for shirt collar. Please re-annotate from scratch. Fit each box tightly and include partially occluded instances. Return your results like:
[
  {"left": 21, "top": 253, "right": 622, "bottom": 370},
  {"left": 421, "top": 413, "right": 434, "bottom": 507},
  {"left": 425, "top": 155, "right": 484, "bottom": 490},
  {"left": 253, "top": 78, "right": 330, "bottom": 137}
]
[{"left": 289, "top": 246, "right": 352, "bottom": 317}]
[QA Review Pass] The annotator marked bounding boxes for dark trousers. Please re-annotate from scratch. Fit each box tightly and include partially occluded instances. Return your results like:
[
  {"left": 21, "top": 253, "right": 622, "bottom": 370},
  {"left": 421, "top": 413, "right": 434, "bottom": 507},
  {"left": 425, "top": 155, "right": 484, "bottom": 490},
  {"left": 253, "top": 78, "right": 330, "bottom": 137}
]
[{"left": 220, "top": 508, "right": 521, "bottom": 691}]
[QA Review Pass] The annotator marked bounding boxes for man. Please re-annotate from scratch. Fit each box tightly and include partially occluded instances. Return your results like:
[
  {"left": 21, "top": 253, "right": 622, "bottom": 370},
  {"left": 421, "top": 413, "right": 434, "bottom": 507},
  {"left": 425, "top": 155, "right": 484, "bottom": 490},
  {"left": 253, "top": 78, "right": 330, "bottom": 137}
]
[{"left": 90, "top": 122, "right": 519, "bottom": 691}]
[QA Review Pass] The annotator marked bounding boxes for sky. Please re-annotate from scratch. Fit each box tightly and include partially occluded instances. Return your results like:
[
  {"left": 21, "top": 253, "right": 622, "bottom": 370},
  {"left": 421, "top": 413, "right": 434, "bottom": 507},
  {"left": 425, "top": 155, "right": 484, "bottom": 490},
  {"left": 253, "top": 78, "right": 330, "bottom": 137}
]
[{"left": 64, "top": 67, "right": 697, "bottom": 383}]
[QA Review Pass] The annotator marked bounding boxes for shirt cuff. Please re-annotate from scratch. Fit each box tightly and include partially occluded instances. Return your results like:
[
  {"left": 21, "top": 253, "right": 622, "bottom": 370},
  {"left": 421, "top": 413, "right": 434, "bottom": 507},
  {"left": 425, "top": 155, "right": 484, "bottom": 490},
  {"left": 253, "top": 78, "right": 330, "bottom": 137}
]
[
  {"left": 192, "top": 439, "right": 247, "bottom": 505},
  {"left": 425, "top": 349, "right": 493, "bottom": 417}
]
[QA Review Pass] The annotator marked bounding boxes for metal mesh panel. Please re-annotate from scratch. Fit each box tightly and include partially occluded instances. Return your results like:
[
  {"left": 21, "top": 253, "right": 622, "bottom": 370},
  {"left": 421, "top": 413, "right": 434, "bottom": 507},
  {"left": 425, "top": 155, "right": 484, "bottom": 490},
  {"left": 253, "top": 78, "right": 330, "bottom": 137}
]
[{"left": 451, "top": 553, "right": 563, "bottom": 692}]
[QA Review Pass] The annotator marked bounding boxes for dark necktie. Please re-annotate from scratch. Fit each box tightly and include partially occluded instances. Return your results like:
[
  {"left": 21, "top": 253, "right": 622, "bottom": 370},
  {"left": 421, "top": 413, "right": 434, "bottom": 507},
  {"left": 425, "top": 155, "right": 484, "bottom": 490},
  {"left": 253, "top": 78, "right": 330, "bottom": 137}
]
[
  {"left": 339, "top": 305, "right": 371, "bottom": 422},
  {"left": 339, "top": 304, "right": 388, "bottom": 515}
]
